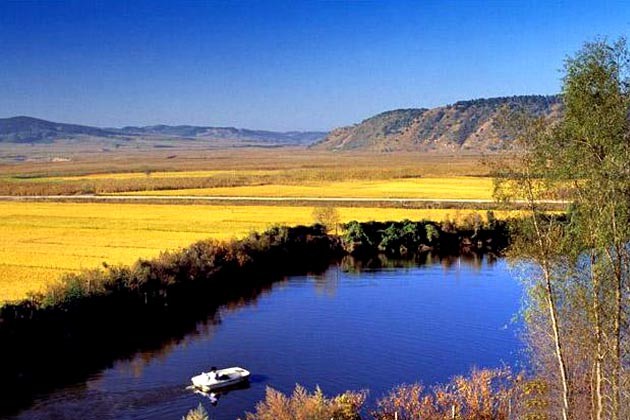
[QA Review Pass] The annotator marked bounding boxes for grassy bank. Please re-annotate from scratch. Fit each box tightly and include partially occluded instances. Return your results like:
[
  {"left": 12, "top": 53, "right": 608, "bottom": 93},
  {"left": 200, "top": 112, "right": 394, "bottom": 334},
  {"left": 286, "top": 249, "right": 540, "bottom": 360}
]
[
  {"left": 0, "top": 224, "right": 341, "bottom": 415},
  {"left": 0, "top": 201, "right": 517, "bottom": 301},
  {"left": 0, "top": 219, "right": 511, "bottom": 416}
]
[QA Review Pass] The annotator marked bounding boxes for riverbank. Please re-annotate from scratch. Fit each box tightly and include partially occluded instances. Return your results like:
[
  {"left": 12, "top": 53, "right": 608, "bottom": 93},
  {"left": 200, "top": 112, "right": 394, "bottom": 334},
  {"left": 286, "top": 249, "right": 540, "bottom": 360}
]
[
  {"left": 0, "top": 201, "right": 523, "bottom": 301},
  {"left": 0, "top": 218, "right": 510, "bottom": 416}
]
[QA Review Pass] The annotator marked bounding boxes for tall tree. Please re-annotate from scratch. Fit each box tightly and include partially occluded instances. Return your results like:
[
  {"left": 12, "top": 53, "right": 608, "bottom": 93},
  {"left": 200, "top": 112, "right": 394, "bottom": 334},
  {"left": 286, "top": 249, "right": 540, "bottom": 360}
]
[
  {"left": 496, "top": 38, "right": 630, "bottom": 420},
  {"left": 552, "top": 38, "right": 630, "bottom": 420},
  {"left": 494, "top": 109, "right": 574, "bottom": 420}
]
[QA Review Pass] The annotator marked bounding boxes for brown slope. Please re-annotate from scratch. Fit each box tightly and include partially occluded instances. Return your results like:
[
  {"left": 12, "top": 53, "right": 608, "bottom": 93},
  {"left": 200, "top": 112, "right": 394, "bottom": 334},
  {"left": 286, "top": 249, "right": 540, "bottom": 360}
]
[{"left": 314, "top": 95, "right": 562, "bottom": 152}]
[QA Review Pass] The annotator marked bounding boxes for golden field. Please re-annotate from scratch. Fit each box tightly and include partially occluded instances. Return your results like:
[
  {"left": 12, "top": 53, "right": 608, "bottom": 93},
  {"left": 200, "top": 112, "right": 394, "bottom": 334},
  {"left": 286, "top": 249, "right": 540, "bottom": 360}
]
[
  {"left": 0, "top": 151, "right": 509, "bottom": 302},
  {"left": 114, "top": 176, "right": 494, "bottom": 200},
  {"left": 0, "top": 150, "right": 491, "bottom": 196},
  {"left": 0, "top": 201, "right": 513, "bottom": 302}
]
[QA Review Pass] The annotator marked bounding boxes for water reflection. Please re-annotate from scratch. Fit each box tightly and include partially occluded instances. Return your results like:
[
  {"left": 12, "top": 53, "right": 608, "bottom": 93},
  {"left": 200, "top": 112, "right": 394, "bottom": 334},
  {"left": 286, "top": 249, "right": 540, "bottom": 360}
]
[
  {"left": 192, "top": 381, "right": 252, "bottom": 407},
  {"left": 6, "top": 254, "right": 519, "bottom": 420},
  {"left": 338, "top": 252, "right": 496, "bottom": 274},
  {"left": 0, "top": 269, "right": 297, "bottom": 417}
]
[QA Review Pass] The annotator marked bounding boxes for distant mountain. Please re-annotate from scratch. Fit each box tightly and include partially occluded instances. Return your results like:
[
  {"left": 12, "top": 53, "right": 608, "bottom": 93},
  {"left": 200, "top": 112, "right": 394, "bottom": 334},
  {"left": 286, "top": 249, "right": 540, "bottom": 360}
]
[
  {"left": 313, "top": 95, "right": 562, "bottom": 152},
  {"left": 0, "top": 116, "right": 117, "bottom": 143},
  {"left": 1, "top": 96, "right": 562, "bottom": 151},
  {"left": 116, "top": 125, "right": 326, "bottom": 145},
  {"left": 0, "top": 116, "right": 327, "bottom": 146}
]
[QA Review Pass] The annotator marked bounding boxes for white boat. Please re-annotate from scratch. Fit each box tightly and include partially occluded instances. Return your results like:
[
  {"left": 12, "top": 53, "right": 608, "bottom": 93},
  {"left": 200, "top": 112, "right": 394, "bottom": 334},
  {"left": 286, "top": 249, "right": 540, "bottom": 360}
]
[{"left": 191, "top": 367, "right": 251, "bottom": 392}]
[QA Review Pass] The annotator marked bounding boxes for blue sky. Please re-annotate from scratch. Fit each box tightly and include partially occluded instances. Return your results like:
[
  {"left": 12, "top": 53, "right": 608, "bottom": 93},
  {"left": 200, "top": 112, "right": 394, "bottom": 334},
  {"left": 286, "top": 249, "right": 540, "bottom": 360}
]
[{"left": 1, "top": 1, "right": 630, "bottom": 131}]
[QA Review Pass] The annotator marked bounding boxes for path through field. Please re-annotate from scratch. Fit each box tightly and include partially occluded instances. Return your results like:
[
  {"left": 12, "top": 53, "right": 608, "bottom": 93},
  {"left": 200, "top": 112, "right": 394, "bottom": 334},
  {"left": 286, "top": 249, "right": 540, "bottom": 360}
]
[{"left": 0, "top": 195, "right": 566, "bottom": 205}]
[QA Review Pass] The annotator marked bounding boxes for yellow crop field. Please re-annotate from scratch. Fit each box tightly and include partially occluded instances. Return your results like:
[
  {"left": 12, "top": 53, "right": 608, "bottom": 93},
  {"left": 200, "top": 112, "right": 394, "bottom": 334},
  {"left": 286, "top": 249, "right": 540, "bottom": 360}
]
[
  {"left": 0, "top": 153, "right": 512, "bottom": 302},
  {"left": 0, "top": 201, "right": 512, "bottom": 302},
  {"left": 116, "top": 177, "right": 494, "bottom": 200}
]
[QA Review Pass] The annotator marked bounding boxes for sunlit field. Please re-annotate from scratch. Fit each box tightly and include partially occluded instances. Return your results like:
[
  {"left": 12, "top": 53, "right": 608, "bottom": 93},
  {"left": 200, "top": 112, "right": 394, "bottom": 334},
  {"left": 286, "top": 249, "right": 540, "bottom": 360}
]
[
  {"left": 0, "top": 201, "right": 515, "bottom": 302},
  {"left": 115, "top": 176, "right": 494, "bottom": 200},
  {"left": 0, "top": 151, "right": 509, "bottom": 302},
  {"left": 0, "top": 150, "right": 493, "bottom": 195}
]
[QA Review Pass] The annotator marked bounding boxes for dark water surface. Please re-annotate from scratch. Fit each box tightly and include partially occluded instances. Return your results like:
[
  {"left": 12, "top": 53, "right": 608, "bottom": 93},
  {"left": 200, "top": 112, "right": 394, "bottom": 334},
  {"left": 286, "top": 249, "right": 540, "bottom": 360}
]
[{"left": 13, "top": 256, "right": 523, "bottom": 419}]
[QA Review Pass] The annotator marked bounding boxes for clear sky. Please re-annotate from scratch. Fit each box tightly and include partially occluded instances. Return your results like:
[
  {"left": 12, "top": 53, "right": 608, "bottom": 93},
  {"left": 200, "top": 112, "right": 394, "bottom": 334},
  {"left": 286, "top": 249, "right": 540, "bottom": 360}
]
[{"left": 2, "top": 0, "right": 630, "bottom": 131}]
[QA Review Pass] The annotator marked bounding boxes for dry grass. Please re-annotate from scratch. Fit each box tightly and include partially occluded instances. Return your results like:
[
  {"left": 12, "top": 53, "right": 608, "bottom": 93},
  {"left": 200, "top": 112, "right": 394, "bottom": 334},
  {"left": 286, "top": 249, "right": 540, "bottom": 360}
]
[
  {"left": 0, "top": 201, "right": 518, "bottom": 302},
  {"left": 0, "top": 148, "right": 490, "bottom": 178},
  {"left": 246, "top": 385, "right": 366, "bottom": 420},
  {"left": 0, "top": 155, "right": 492, "bottom": 196},
  {"left": 37, "top": 169, "right": 281, "bottom": 181}
]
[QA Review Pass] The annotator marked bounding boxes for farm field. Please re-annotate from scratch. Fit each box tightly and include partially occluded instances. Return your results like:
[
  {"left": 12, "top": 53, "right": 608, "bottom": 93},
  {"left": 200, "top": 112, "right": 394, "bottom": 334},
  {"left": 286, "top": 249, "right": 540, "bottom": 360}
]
[
  {"left": 0, "top": 148, "right": 489, "bottom": 177},
  {"left": 113, "top": 176, "right": 494, "bottom": 200},
  {"left": 0, "top": 201, "right": 512, "bottom": 302},
  {"left": 0, "top": 151, "right": 509, "bottom": 302}
]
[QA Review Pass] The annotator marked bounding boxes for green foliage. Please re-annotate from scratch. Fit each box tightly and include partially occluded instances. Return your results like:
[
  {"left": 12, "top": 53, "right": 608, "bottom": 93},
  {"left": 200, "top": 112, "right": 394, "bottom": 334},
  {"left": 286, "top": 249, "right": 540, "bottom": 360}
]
[
  {"left": 341, "top": 218, "right": 508, "bottom": 257},
  {"left": 496, "top": 38, "right": 630, "bottom": 420},
  {"left": 424, "top": 223, "right": 439, "bottom": 244},
  {"left": 378, "top": 220, "right": 424, "bottom": 255},
  {"left": 343, "top": 220, "right": 372, "bottom": 247},
  {"left": 39, "top": 269, "right": 107, "bottom": 308}
]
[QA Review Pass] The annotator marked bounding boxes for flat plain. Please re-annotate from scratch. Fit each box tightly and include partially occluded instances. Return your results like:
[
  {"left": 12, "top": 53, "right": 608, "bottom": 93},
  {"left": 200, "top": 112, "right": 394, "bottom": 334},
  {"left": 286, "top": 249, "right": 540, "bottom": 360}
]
[
  {"left": 0, "top": 148, "right": 503, "bottom": 301},
  {"left": 112, "top": 176, "right": 493, "bottom": 200}
]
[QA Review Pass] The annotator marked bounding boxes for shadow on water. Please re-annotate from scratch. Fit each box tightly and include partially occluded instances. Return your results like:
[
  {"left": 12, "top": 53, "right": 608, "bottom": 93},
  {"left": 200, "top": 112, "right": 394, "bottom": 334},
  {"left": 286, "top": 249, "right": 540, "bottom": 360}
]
[
  {"left": 0, "top": 259, "right": 334, "bottom": 417},
  {"left": 0, "top": 251, "right": 496, "bottom": 417},
  {"left": 248, "top": 374, "right": 271, "bottom": 384}
]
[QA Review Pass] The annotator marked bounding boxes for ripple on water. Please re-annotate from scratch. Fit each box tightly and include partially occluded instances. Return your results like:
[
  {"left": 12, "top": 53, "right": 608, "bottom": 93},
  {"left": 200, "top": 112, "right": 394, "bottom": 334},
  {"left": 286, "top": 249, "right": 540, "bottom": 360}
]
[{"left": 12, "top": 258, "right": 522, "bottom": 420}]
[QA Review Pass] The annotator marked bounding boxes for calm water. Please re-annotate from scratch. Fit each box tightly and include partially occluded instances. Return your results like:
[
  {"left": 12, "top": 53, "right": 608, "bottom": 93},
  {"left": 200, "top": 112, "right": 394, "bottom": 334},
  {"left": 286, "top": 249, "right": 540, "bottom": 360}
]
[{"left": 13, "top": 256, "right": 523, "bottom": 420}]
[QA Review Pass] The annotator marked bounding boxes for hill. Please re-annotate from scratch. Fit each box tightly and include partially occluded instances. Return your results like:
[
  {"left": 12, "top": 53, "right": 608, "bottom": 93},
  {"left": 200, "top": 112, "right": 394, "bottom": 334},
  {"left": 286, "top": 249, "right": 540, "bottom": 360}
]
[
  {"left": 0, "top": 116, "right": 327, "bottom": 146},
  {"left": 0, "top": 116, "right": 118, "bottom": 143},
  {"left": 313, "top": 95, "right": 562, "bottom": 152},
  {"left": 116, "top": 125, "right": 325, "bottom": 145}
]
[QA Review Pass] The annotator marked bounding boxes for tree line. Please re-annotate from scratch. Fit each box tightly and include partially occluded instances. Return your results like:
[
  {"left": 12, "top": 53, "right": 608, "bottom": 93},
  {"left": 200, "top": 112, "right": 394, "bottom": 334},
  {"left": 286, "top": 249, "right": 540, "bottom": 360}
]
[{"left": 494, "top": 38, "right": 630, "bottom": 420}]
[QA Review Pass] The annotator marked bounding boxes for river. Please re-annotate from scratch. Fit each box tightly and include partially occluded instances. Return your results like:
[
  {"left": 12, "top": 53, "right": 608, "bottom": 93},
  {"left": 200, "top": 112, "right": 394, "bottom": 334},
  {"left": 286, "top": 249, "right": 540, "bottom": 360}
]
[{"left": 12, "top": 254, "right": 523, "bottom": 419}]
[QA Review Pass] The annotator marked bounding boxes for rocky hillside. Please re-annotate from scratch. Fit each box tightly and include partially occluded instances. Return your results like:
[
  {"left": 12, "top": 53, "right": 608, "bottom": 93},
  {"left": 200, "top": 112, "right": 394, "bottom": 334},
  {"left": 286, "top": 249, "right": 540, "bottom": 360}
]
[{"left": 314, "top": 95, "right": 562, "bottom": 152}]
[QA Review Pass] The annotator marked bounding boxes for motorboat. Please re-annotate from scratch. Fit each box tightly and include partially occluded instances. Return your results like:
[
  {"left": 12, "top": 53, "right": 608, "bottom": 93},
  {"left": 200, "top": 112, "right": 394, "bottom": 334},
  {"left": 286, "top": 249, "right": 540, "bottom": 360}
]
[{"left": 191, "top": 367, "right": 250, "bottom": 392}]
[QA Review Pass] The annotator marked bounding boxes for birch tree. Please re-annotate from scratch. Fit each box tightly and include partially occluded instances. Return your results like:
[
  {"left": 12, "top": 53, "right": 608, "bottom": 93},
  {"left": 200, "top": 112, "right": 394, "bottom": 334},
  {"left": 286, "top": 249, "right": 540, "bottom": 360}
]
[{"left": 496, "top": 38, "right": 630, "bottom": 420}]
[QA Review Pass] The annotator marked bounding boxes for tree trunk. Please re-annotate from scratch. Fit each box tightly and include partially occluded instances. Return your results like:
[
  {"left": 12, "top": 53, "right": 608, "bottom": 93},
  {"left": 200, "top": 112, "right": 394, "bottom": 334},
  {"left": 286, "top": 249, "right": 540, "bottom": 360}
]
[
  {"left": 609, "top": 242, "right": 623, "bottom": 420},
  {"left": 591, "top": 252, "right": 604, "bottom": 420},
  {"left": 525, "top": 174, "right": 572, "bottom": 420},
  {"left": 543, "top": 265, "right": 571, "bottom": 420}
]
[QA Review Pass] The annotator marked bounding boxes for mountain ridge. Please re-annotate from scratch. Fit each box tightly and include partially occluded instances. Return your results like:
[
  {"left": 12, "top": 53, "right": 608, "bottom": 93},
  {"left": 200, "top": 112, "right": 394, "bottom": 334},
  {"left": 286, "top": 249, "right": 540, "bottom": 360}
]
[
  {"left": 313, "top": 95, "right": 562, "bottom": 152},
  {"left": 1, "top": 95, "right": 562, "bottom": 151},
  {"left": 0, "top": 116, "right": 327, "bottom": 146},
  {"left": 0, "top": 116, "right": 118, "bottom": 143}
]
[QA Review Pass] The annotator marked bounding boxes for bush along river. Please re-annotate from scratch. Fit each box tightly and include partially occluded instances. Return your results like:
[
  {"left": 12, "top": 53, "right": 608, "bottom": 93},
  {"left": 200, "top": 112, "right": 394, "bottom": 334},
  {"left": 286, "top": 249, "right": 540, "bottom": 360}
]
[{"left": 0, "top": 218, "right": 520, "bottom": 418}]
